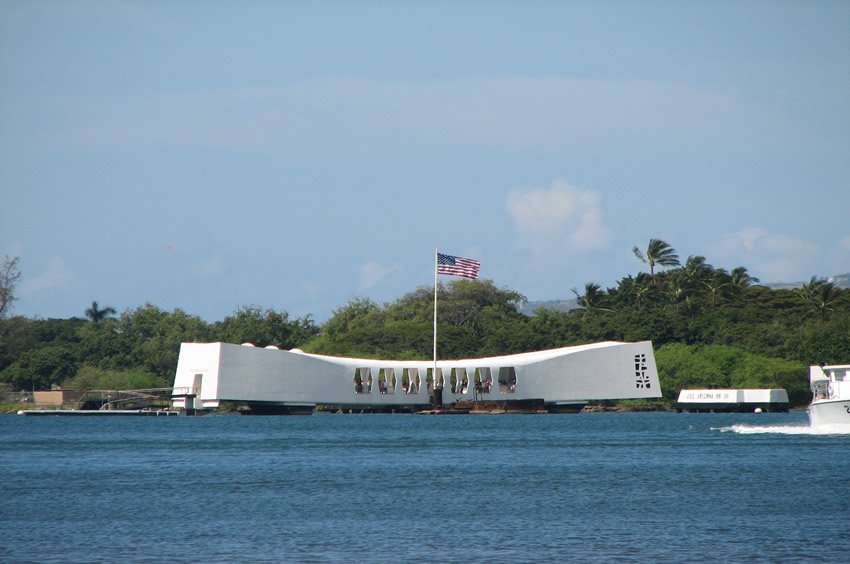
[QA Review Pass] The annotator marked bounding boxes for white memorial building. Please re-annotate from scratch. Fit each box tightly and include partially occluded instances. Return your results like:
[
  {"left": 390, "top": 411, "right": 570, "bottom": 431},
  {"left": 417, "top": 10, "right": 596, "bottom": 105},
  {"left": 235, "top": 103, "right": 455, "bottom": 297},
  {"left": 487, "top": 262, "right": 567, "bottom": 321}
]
[{"left": 171, "top": 340, "right": 661, "bottom": 414}]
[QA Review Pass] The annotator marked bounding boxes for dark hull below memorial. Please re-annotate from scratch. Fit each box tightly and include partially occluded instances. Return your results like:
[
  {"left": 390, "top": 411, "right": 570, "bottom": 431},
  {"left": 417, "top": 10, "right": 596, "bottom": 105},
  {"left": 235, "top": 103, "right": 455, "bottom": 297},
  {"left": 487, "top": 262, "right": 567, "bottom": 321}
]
[
  {"left": 454, "top": 399, "right": 586, "bottom": 414},
  {"left": 233, "top": 399, "right": 588, "bottom": 415}
]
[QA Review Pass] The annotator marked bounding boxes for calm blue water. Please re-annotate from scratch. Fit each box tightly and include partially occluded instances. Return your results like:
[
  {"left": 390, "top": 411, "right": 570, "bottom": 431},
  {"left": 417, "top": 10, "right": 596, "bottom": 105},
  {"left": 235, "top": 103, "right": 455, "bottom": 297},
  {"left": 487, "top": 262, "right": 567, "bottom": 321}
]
[{"left": 2, "top": 411, "right": 848, "bottom": 563}]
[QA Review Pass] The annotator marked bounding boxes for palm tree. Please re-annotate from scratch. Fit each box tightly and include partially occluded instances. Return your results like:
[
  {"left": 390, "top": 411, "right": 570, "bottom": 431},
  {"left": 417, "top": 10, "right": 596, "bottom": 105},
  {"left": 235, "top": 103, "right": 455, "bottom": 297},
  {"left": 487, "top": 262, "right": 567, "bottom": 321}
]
[
  {"left": 619, "top": 273, "right": 656, "bottom": 310},
  {"left": 664, "top": 270, "right": 691, "bottom": 312},
  {"left": 795, "top": 277, "right": 839, "bottom": 319},
  {"left": 633, "top": 238, "right": 680, "bottom": 276},
  {"left": 571, "top": 282, "right": 612, "bottom": 315},
  {"left": 683, "top": 255, "right": 713, "bottom": 281},
  {"left": 702, "top": 269, "right": 733, "bottom": 309},
  {"left": 85, "top": 301, "right": 116, "bottom": 324},
  {"left": 730, "top": 266, "right": 759, "bottom": 287},
  {"left": 671, "top": 255, "right": 712, "bottom": 309}
]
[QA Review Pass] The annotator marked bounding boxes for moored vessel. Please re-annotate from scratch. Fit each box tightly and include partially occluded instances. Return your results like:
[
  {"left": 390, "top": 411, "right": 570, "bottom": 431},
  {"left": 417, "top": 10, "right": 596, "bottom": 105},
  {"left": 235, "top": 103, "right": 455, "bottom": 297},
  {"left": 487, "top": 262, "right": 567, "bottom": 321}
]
[{"left": 676, "top": 388, "right": 789, "bottom": 413}]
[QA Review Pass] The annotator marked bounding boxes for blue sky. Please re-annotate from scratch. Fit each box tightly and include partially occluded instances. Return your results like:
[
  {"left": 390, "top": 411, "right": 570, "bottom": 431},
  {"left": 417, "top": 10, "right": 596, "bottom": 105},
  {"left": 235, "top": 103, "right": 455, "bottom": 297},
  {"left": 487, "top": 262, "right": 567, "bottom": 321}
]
[{"left": 2, "top": 1, "right": 849, "bottom": 322}]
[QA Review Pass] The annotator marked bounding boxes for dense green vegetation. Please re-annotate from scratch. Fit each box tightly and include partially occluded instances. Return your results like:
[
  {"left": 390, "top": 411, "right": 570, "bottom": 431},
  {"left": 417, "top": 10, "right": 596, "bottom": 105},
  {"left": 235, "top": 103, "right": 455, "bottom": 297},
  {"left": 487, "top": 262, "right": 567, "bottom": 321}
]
[
  {"left": 1, "top": 246, "right": 848, "bottom": 407},
  {"left": 0, "top": 304, "right": 319, "bottom": 393}
]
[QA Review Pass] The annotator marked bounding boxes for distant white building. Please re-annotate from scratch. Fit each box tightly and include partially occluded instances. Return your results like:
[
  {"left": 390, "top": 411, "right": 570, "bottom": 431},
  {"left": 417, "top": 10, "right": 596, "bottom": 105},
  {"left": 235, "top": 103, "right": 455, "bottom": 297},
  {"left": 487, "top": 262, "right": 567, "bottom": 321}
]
[
  {"left": 675, "top": 388, "right": 790, "bottom": 412},
  {"left": 171, "top": 340, "right": 661, "bottom": 413}
]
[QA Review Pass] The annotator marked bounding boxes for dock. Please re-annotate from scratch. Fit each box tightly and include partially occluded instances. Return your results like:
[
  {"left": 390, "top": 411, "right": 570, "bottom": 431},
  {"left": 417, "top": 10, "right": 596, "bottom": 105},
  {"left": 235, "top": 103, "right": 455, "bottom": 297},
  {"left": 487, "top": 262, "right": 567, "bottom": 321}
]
[{"left": 17, "top": 409, "right": 181, "bottom": 416}]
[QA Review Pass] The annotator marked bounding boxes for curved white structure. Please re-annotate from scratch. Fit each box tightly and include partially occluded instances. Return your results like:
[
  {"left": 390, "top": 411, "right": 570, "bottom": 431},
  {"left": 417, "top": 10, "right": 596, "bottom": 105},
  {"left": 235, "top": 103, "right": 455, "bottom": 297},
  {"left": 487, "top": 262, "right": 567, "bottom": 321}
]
[
  {"left": 171, "top": 340, "right": 660, "bottom": 413},
  {"left": 808, "top": 365, "right": 850, "bottom": 427}
]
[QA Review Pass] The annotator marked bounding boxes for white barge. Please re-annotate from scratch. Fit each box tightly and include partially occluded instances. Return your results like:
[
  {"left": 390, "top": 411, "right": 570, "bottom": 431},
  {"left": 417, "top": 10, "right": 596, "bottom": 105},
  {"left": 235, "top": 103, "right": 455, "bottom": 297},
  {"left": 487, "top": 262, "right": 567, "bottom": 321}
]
[
  {"left": 676, "top": 388, "right": 789, "bottom": 413},
  {"left": 808, "top": 364, "right": 850, "bottom": 427},
  {"left": 171, "top": 340, "right": 661, "bottom": 414}
]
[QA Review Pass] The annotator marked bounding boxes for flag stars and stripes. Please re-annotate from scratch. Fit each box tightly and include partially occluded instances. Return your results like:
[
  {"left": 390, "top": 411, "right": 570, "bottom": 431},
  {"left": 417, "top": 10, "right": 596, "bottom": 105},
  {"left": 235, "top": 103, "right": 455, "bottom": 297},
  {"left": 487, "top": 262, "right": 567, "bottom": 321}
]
[{"left": 437, "top": 253, "right": 480, "bottom": 279}]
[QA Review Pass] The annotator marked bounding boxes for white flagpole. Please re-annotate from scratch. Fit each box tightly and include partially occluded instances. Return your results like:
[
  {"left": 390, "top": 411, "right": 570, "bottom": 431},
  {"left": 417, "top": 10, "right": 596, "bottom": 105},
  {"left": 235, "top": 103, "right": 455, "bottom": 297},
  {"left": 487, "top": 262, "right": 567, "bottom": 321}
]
[{"left": 433, "top": 246, "right": 439, "bottom": 393}]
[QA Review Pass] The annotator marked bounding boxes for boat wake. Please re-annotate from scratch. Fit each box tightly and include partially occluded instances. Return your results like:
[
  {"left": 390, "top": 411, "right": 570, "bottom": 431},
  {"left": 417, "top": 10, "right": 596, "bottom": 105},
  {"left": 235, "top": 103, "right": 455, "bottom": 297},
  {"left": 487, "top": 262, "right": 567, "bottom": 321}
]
[{"left": 714, "top": 423, "right": 850, "bottom": 435}]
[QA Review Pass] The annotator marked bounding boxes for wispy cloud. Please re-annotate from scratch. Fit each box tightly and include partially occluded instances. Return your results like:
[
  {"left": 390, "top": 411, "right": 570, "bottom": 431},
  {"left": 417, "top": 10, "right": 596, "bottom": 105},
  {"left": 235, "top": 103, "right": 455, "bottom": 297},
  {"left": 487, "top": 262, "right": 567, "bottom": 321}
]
[
  {"left": 358, "top": 260, "right": 401, "bottom": 291},
  {"left": 19, "top": 257, "right": 74, "bottom": 297},
  {"left": 707, "top": 228, "right": 818, "bottom": 282},
  {"left": 506, "top": 178, "right": 612, "bottom": 255}
]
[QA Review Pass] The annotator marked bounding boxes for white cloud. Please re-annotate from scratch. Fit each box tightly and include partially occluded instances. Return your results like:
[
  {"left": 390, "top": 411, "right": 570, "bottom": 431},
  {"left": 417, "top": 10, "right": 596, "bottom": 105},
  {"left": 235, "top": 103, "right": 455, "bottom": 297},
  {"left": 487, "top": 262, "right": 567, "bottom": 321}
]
[
  {"left": 506, "top": 178, "right": 612, "bottom": 255},
  {"left": 708, "top": 228, "right": 818, "bottom": 282},
  {"left": 19, "top": 257, "right": 74, "bottom": 297},
  {"left": 358, "top": 260, "right": 401, "bottom": 291},
  {"left": 840, "top": 236, "right": 850, "bottom": 252}
]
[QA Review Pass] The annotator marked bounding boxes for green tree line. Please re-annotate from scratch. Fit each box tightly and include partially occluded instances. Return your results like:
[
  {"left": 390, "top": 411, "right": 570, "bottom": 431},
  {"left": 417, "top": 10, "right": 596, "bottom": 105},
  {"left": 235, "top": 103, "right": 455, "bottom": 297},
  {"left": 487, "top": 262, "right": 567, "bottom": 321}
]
[
  {"left": 0, "top": 303, "right": 319, "bottom": 393},
  {"left": 1, "top": 243, "right": 848, "bottom": 406}
]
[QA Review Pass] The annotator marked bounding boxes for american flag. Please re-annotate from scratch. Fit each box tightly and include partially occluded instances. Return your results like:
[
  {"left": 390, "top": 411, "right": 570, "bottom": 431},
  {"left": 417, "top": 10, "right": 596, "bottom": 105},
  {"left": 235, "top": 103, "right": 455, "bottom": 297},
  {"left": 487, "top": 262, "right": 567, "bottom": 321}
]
[{"left": 437, "top": 253, "right": 480, "bottom": 279}]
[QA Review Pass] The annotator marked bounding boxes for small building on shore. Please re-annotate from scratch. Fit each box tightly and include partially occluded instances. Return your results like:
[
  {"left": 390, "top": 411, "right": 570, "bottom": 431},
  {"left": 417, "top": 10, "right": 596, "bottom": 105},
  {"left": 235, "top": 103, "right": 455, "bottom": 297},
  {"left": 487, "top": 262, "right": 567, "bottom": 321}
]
[
  {"left": 32, "top": 390, "right": 85, "bottom": 407},
  {"left": 676, "top": 388, "right": 789, "bottom": 413}
]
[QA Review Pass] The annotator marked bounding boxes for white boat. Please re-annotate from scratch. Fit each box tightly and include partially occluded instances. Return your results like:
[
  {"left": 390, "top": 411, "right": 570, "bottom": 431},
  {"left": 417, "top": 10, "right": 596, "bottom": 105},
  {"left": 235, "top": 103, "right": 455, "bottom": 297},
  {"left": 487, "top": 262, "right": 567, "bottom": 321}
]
[{"left": 808, "top": 364, "right": 850, "bottom": 427}]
